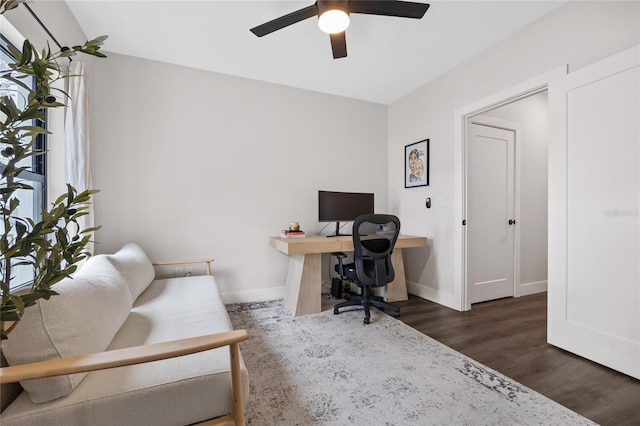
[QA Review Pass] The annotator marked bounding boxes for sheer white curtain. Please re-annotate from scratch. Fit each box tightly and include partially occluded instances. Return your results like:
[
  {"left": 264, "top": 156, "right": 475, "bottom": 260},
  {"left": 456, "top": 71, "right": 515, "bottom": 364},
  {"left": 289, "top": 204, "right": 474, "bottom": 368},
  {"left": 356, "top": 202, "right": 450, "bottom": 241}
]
[{"left": 64, "top": 60, "right": 94, "bottom": 254}]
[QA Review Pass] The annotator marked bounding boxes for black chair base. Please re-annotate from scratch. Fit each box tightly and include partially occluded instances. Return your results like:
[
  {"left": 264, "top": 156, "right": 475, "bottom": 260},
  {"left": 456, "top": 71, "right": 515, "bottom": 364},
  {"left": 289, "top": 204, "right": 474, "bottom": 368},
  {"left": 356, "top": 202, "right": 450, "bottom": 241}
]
[{"left": 334, "top": 293, "right": 400, "bottom": 324}]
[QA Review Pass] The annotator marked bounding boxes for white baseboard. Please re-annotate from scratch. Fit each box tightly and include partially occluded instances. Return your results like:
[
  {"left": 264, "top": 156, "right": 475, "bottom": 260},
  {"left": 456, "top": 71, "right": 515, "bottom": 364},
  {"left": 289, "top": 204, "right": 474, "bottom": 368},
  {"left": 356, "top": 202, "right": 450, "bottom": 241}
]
[
  {"left": 518, "top": 280, "right": 548, "bottom": 297},
  {"left": 231, "top": 281, "right": 547, "bottom": 310},
  {"left": 221, "top": 286, "right": 285, "bottom": 305},
  {"left": 407, "top": 281, "right": 462, "bottom": 312}
]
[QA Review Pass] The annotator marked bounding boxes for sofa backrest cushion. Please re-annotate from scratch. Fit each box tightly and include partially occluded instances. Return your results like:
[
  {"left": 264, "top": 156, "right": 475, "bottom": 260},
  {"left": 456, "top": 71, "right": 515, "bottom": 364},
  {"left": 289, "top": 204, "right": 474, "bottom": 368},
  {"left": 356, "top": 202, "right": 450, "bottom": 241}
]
[
  {"left": 1, "top": 255, "right": 133, "bottom": 403},
  {"left": 106, "top": 243, "right": 156, "bottom": 302}
]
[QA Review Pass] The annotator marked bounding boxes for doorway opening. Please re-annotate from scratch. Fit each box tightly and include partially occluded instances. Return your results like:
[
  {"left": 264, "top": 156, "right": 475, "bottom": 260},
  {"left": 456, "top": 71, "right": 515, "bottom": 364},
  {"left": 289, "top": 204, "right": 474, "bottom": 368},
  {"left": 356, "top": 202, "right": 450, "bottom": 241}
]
[
  {"left": 467, "top": 94, "right": 548, "bottom": 305},
  {"left": 453, "top": 66, "right": 567, "bottom": 311}
]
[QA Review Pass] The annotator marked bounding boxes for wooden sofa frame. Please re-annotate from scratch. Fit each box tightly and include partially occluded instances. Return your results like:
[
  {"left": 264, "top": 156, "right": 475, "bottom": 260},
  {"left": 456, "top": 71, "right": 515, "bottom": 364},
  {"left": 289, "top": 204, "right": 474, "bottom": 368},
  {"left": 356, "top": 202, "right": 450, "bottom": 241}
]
[{"left": 0, "top": 258, "right": 248, "bottom": 426}]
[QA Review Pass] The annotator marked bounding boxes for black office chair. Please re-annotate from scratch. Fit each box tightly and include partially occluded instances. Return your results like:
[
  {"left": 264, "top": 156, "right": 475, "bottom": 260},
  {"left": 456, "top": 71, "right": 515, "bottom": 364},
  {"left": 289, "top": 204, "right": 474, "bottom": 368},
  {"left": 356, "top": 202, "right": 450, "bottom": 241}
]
[{"left": 332, "top": 214, "right": 401, "bottom": 324}]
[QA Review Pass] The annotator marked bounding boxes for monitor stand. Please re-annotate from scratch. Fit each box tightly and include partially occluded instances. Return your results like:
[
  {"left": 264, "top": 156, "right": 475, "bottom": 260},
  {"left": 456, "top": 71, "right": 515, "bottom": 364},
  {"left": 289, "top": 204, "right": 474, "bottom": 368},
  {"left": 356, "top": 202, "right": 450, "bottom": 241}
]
[{"left": 327, "top": 221, "right": 350, "bottom": 237}]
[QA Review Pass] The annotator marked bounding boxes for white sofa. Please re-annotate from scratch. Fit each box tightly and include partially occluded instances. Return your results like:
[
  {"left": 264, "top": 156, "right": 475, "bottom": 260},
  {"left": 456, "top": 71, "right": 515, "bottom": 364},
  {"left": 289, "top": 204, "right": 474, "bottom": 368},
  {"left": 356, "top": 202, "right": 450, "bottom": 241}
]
[{"left": 0, "top": 243, "right": 248, "bottom": 426}]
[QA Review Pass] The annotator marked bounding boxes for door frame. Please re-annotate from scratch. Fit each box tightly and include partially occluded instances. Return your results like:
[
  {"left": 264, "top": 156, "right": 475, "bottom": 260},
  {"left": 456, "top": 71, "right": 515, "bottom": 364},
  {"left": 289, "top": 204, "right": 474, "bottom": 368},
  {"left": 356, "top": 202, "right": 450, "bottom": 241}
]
[
  {"left": 453, "top": 65, "right": 567, "bottom": 311},
  {"left": 467, "top": 117, "right": 521, "bottom": 304}
]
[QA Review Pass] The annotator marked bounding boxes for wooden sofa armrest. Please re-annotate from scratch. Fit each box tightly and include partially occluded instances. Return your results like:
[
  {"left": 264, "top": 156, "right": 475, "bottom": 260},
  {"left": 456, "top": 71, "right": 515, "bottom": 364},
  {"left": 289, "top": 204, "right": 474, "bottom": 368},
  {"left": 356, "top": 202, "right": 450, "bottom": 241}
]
[
  {"left": 0, "top": 329, "right": 248, "bottom": 425},
  {"left": 0, "top": 329, "right": 246, "bottom": 383},
  {"left": 152, "top": 258, "right": 215, "bottom": 275}
]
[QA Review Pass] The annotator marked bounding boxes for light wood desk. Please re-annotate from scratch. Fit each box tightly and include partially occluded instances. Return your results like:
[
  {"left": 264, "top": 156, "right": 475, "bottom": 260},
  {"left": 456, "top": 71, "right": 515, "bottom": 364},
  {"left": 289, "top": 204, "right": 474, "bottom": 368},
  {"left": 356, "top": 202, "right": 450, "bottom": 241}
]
[{"left": 270, "top": 235, "right": 427, "bottom": 316}]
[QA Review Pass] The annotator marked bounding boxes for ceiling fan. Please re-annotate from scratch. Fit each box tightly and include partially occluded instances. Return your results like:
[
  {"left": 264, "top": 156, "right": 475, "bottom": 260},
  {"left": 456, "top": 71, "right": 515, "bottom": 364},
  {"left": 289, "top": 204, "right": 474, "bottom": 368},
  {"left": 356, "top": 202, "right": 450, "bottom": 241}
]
[{"left": 250, "top": 0, "right": 430, "bottom": 59}]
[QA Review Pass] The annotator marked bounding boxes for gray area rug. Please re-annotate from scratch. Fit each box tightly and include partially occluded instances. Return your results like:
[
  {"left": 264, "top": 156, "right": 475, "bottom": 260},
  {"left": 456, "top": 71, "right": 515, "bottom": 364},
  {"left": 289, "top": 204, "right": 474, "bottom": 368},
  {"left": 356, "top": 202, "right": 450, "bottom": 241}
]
[{"left": 226, "top": 300, "right": 595, "bottom": 426}]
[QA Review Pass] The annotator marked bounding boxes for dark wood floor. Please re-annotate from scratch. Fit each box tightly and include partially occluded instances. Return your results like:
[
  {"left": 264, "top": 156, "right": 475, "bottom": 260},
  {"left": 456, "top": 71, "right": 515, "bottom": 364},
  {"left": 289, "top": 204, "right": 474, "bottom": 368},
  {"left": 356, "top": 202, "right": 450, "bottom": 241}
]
[{"left": 392, "top": 293, "right": 640, "bottom": 426}]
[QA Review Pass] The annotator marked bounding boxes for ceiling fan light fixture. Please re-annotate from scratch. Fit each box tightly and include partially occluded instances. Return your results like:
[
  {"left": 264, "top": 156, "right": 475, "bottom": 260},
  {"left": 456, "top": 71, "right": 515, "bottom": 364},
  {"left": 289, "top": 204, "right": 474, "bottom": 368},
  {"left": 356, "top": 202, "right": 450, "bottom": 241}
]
[{"left": 318, "top": 8, "right": 350, "bottom": 34}]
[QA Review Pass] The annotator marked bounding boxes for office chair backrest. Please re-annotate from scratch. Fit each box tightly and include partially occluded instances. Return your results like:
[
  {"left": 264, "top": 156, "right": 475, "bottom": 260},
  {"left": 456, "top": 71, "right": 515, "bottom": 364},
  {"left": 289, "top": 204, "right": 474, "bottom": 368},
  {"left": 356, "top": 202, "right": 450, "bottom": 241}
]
[{"left": 352, "top": 214, "right": 401, "bottom": 288}]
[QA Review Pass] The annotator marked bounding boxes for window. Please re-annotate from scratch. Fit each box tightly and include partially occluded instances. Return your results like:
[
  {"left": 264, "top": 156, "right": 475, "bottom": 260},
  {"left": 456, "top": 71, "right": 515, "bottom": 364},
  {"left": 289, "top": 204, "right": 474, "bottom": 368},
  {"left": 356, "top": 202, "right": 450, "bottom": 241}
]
[{"left": 0, "top": 34, "right": 47, "bottom": 289}]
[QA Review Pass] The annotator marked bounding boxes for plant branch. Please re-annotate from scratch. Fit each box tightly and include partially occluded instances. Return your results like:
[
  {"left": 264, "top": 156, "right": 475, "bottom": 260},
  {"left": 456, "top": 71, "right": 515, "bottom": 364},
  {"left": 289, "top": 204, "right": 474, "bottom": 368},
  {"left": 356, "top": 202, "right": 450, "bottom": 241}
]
[{"left": 0, "top": 5, "right": 107, "bottom": 339}]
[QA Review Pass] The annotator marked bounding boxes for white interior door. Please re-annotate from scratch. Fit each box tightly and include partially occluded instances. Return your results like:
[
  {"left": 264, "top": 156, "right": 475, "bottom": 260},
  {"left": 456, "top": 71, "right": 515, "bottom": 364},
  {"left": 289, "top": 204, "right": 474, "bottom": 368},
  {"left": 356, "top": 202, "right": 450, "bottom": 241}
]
[
  {"left": 467, "top": 123, "right": 516, "bottom": 304},
  {"left": 548, "top": 45, "right": 640, "bottom": 379}
]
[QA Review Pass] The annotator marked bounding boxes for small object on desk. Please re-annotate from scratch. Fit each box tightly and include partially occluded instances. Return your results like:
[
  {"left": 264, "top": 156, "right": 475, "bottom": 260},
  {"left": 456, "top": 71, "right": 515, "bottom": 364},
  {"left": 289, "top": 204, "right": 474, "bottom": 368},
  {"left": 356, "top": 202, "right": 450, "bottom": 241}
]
[
  {"left": 281, "top": 230, "right": 306, "bottom": 238},
  {"left": 289, "top": 222, "right": 300, "bottom": 231}
]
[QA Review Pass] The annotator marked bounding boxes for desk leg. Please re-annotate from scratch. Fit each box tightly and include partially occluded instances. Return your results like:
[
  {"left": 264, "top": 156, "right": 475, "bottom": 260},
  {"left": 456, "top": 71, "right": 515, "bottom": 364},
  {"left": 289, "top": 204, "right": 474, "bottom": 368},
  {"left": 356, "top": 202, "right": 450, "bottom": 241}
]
[
  {"left": 383, "top": 249, "right": 409, "bottom": 302},
  {"left": 283, "top": 253, "right": 322, "bottom": 316}
]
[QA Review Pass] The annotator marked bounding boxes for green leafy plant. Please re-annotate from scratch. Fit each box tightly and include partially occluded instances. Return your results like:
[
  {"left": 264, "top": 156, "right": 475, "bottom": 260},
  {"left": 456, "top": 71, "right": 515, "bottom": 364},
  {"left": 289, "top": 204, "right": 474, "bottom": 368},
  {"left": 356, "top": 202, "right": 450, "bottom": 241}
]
[{"left": 0, "top": 0, "right": 107, "bottom": 339}]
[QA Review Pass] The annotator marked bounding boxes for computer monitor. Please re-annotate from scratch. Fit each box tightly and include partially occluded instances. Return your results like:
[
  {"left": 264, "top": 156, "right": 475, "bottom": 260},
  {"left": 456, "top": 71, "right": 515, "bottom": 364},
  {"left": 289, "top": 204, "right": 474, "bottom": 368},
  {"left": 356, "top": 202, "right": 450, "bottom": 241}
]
[{"left": 318, "top": 190, "right": 374, "bottom": 237}]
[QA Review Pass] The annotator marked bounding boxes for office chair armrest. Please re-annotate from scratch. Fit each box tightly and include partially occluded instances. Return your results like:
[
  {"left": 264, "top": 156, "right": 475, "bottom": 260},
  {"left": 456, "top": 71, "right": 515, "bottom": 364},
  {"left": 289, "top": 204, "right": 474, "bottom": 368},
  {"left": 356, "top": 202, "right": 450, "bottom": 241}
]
[{"left": 332, "top": 252, "right": 347, "bottom": 277}]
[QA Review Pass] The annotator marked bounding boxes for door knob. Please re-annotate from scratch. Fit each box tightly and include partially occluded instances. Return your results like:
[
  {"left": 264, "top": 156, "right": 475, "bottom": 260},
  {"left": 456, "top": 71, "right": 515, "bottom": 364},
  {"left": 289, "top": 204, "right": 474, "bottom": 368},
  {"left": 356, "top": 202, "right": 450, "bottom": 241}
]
[{"left": 508, "top": 219, "right": 516, "bottom": 225}]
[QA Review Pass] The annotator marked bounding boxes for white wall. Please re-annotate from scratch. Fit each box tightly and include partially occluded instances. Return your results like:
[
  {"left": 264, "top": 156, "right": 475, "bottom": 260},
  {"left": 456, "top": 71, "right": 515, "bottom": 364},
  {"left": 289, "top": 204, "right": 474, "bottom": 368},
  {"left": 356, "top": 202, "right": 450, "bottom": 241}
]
[
  {"left": 389, "top": 1, "right": 640, "bottom": 309},
  {"left": 482, "top": 92, "right": 549, "bottom": 293},
  {"left": 6, "top": 0, "right": 638, "bottom": 308},
  {"left": 88, "top": 53, "right": 388, "bottom": 301}
]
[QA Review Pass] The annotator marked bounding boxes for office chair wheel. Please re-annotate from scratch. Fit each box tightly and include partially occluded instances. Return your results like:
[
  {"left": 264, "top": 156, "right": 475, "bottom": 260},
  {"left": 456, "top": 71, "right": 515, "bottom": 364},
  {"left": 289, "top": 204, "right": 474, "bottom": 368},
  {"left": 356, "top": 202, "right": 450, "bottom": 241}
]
[
  {"left": 363, "top": 317, "right": 370, "bottom": 324},
  {"left": 334, "top": 308, "right": 339, "bottom": 315},
  {"left": 393, "top": 311, "right": 400, "bottom": 318}
]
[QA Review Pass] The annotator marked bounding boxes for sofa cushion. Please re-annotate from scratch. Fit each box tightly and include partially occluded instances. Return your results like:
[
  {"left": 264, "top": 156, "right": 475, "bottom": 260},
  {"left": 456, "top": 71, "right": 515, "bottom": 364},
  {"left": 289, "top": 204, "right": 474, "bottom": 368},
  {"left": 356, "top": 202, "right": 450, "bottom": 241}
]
[
  {"left": 1, "top": 255, "right": 132, "bottom": 403},
  {"left": 106, "top": 243, "right": 155, "bottom": 301}
]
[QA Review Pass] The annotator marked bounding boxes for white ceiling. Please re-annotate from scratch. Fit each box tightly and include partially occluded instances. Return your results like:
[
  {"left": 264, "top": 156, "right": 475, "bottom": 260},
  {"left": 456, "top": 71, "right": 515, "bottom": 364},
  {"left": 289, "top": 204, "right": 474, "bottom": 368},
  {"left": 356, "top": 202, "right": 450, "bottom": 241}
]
[{"left": 64, "top": 0, "right": 565, "bottom": 104}]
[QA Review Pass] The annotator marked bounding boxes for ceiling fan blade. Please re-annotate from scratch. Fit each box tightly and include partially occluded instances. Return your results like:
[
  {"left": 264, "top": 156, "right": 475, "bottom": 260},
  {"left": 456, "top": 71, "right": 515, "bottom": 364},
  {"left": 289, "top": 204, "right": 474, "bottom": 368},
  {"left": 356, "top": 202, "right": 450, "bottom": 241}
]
[
  {"left": 250, "top": 4, "right": 318, "bottom": 37},
  {"left": 349, "top": 1, "right": 429, "bottom": 19},
  {"left": 330, "top": 31, "right": 347, "bottom": 59}
]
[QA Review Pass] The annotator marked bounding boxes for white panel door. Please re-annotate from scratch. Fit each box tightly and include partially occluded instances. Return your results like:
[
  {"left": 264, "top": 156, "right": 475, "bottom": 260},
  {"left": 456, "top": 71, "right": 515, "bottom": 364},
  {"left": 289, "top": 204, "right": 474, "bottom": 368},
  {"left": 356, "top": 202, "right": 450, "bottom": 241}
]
[
  {"left": 467, "top": 123, "right": 516, "bottom": 304},
  {"left": 548, "top": 45, "right": 640, "bottom": 379}
]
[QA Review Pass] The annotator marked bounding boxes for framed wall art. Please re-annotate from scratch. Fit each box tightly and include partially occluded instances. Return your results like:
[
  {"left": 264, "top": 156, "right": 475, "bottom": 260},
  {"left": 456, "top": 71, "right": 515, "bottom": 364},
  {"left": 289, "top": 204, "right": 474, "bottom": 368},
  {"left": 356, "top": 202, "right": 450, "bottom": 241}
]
[{"left": 404, "top": 139, "right": 429, "bottom": 188}]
